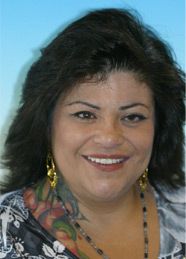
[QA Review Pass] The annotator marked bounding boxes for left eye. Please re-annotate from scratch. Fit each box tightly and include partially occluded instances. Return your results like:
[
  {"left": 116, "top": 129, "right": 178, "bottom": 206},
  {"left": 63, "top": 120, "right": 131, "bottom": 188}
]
[
  {"left": 122, "top": 114, "right": 146, "bottom": 122},
  {"left": 71, "top": 111, "right": 96, "bottom": 120}
]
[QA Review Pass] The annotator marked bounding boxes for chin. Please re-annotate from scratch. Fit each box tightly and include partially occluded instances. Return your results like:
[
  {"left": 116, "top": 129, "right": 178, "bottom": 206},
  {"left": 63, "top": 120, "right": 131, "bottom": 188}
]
[{"left": 89, "top": 183, "right": 127, "bottom": 203}]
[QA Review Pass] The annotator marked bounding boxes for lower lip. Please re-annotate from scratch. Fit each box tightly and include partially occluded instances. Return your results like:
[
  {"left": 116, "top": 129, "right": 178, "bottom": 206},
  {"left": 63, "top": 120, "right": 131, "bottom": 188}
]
[{"left": 84, "top": 157, "right": 129, "bottom": 172}]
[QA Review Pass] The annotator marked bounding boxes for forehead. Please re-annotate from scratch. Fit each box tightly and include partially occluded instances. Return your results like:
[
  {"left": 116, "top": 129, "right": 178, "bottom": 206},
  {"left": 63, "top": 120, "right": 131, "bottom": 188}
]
[{"left": 59, "top": 71, "right": 153, "bottom": 107}]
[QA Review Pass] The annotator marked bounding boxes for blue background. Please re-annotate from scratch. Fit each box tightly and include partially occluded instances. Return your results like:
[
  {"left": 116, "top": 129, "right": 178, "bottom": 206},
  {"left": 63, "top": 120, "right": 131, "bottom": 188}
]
[{"left": 0, "top": 0, "right": 185, "bottom": 176}]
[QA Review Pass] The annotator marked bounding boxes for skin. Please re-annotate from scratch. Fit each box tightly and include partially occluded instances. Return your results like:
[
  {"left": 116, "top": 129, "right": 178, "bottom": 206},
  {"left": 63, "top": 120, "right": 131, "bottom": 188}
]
[
  {"left": 24, "top": 71, "right": 159, "bottom": 258},
  {"left": 51, "top": 71, "right": 155, "bottom": 206}
]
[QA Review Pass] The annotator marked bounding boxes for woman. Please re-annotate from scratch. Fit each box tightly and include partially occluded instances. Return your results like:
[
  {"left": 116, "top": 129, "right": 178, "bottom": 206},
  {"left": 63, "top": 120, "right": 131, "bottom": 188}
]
[{"left": 0, "top": 8, "right": 185, "bottom": 259}]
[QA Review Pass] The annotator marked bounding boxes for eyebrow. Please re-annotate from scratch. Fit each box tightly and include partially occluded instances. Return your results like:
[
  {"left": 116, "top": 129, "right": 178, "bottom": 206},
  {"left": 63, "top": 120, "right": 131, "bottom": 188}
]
[
  {"left": 119, "top": 103, "right": 150, "bottom": 110},
  {"left": 66, "top": 101, "right": 100, "bottom": 110},
  {"left": 66, "top": 101, "right": 149, "bottom": 110}
]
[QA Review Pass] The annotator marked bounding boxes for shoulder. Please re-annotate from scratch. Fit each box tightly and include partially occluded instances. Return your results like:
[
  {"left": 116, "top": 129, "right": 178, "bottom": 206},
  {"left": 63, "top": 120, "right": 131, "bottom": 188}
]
[
  {"left": 0, "top": 190, "right": 29, "bottom": 258},
  {"left": 0, "top": 190, "right": 78, "bottom": 259},
  {"left": 0, "top": 189, "right": 30, "bottom": 226},
  {"left": 153, "top": 185, "right": 186, "bottom": 258},
  {"left": 0, "top": 189, "right": 29, "bottom": 213}
]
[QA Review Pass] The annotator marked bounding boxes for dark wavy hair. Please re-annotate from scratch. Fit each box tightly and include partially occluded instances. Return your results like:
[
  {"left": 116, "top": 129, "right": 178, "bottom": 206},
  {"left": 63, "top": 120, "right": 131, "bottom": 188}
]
[{"left": 1, "top": 8, "right": 185, "bottom": 193}]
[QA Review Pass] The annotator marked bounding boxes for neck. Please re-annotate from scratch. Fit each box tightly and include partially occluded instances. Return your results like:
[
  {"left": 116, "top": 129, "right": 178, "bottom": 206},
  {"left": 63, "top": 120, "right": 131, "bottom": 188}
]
[
  {"left": 25, "top": 178, "right": 156, "bottom": 258},
  {"left": 55, "top": 176, "right": 139, "bottom": 224}
]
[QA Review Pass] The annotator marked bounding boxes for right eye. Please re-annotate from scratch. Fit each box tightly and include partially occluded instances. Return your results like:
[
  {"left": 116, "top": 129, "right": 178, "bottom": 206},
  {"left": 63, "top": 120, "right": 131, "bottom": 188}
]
[{"left": 71, "top": 111, "right": 96, "bottom": 120}]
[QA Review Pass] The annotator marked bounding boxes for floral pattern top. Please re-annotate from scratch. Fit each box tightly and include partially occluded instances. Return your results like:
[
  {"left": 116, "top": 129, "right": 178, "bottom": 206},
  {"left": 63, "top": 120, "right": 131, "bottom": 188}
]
[{"left": 0, "top": 187, "right": 185, "bottom": 259}]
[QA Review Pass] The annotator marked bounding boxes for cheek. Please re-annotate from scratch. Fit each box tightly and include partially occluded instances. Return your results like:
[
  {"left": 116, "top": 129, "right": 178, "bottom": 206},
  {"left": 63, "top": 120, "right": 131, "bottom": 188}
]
[
  {"left": 51, "top": 121, "right": 86, "bottom": 160},
  {"left": 51, "top": 126, "right": 75, "bottom": 176},
  {"left": 129, "top": 124, "right": 154, "bottom": 155},
  {"left": 52, "top": 125, "right": 72, "bottom": 154},
  {"left": 139, "top": 129, "right": 154, "bottom": 163}
]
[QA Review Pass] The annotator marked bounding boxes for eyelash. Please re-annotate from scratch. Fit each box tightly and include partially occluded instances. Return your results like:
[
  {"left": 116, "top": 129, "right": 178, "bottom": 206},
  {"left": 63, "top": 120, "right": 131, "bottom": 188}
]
[
  {"left": 71, "top": 111, "right": 147, "bottom": 123},
  {"left": 122, "top": 114, "right": 147, "bottom": 123},
  {"left": 71, "top": 111, "right": 96, "bottom": 120}
]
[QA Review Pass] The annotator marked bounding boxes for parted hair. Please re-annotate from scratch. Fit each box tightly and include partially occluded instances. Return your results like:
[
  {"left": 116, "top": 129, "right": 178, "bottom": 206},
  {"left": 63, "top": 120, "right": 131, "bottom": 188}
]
[{"left": 1, "top": 8, "right": 185, "bottom": 192}]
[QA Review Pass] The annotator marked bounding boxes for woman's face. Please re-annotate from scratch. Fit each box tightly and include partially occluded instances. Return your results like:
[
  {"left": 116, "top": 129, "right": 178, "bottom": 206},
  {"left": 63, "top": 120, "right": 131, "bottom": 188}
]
[{"left": 51, "top": 71, "right": 155, "bottom": 203}]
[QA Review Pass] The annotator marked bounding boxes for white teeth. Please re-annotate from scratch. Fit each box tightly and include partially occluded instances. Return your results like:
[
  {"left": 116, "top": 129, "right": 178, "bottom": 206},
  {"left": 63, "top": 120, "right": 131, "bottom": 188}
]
[{"left": 87, "top": 156, "right": 124, "bottom": 165}]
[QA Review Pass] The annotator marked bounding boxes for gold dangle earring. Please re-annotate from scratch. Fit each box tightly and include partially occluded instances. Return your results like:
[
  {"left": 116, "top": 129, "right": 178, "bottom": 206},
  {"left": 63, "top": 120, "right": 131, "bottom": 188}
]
[
  {"left": 139, "top": 168, "right": 148, "bottom": 192},
  {"left": 46, "top": 153, "right": 58, "bottom": 189}
]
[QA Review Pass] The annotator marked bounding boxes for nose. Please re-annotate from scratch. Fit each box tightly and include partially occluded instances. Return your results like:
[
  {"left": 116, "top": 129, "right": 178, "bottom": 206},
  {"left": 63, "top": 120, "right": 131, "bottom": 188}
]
[{"left": 93, "top": 120, "right": 124, "bottom": 148}]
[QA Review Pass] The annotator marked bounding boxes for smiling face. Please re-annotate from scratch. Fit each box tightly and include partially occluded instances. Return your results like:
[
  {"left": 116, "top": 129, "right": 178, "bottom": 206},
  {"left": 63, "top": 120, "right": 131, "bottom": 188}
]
[{"left": 51, "top": 72, "right": 155, "bottom": 203}]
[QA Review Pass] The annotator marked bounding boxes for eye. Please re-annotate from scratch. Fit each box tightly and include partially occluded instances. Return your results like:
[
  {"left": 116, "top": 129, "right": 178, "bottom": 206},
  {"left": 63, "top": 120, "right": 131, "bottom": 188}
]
[
  {"left": 71, "top": 111, "right": 96, "bottom": 120},
  {"left": 122, "top": 114, "right": 147, "bottom": 123}
]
